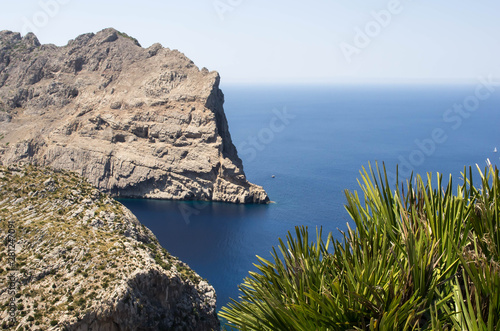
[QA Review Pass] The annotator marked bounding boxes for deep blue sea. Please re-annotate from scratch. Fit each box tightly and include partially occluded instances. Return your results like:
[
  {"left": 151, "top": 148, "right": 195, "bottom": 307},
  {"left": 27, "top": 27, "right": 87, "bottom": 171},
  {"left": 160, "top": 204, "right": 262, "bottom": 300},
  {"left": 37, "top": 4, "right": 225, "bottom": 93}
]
[{"left": 121, "top": 84, "right": 500, "bottom": 312}]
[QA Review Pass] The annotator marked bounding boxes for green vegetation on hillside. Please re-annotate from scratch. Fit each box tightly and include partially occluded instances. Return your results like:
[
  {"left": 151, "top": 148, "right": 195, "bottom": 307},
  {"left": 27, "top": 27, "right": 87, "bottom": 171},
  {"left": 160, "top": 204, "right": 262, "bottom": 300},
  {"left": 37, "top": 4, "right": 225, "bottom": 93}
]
[
  {"left": 221, "top": 164, "right": 500, "bottom": 330},
  {"left": 117, "top": 31, "right": 141, "bottom": 46},
  {"left": 0, "top": 164, "right": 205, "bottom": 330}
]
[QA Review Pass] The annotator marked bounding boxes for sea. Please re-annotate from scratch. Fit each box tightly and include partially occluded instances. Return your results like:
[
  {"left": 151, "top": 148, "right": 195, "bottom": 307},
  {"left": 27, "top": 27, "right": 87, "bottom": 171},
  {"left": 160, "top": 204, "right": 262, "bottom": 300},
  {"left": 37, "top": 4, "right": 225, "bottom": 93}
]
[{"left": 120, "top": 83, "right": 500, "bottom": 313}]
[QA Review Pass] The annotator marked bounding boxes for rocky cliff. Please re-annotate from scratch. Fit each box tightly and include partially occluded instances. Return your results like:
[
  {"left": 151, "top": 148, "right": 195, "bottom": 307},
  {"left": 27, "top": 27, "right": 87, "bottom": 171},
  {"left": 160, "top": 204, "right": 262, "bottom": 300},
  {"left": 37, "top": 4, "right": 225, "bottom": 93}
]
[
  {"left": 0, "top": 28, "right": 269, "bottom": 204},
  {"left": 0, "top": 164, "right": 220, "bottom": 330}
]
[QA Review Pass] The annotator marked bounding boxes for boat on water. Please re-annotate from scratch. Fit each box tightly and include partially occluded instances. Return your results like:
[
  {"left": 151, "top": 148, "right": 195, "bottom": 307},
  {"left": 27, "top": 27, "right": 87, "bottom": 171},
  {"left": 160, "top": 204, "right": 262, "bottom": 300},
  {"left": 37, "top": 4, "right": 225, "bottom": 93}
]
[{"left": 495, "top": 147, "right": 498, "bottom": 153}]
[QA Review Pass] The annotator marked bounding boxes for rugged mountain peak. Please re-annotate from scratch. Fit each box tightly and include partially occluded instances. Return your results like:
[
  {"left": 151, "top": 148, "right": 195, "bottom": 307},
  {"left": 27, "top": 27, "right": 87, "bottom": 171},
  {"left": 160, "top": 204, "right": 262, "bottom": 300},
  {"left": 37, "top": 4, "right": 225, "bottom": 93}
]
[{"left": 0, "top": 28, "right": 269, "bottom": 203}]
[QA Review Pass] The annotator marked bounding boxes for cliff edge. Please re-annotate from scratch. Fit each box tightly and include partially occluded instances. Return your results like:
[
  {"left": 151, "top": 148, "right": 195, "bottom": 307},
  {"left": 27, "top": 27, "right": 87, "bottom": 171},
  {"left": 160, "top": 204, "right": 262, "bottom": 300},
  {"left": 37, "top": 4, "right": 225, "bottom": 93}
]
[
  {"left": 0, "top": 28, "right": 269, "bottom": 204},
  {"left": 0, "top": 164, "right": 220, "bottom": 330}
]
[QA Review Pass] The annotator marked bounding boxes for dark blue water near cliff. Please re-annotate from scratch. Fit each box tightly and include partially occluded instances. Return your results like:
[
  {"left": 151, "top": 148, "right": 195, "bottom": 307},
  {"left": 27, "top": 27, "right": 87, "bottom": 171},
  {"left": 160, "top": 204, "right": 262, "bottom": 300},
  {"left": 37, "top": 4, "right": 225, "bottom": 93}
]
[{"left": 120, "top": 84, "right": 500, "bottom": 312}]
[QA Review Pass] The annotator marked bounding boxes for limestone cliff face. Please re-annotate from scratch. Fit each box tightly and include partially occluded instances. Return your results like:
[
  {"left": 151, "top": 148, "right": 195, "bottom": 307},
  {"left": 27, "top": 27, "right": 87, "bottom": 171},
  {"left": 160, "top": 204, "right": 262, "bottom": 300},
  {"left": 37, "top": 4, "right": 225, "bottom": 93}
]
[
  {"left": 0, "top": 164, "right": 220, "bottom": 330},
  {"left": 0, "top": 28, "right": 269, "bottom": 203}
]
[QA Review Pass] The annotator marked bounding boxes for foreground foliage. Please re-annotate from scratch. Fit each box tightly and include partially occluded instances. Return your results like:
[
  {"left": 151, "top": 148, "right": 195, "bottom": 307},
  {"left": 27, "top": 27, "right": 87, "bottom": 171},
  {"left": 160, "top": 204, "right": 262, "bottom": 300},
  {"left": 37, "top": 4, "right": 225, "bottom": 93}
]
[{"left": 220, "top": 164, "right": 500, "bottom": 330}]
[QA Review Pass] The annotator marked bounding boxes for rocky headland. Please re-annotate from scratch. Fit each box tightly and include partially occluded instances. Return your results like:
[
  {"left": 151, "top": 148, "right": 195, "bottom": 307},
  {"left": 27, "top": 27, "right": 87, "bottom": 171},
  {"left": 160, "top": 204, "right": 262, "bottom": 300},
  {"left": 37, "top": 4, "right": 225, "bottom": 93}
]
[
  {"left": 0, "top": 164, "right": 220, "bottom": 330},
  {"left": 0, "top": 28, "right": 269, "bottom": 204}
]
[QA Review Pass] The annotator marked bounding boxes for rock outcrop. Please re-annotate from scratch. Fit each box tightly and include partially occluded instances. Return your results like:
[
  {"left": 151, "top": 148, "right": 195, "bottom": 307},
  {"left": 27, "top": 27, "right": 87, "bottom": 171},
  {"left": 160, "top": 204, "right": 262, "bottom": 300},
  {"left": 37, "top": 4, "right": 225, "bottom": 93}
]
[
  {"left": 0, "top": 164, "right": 220, "bottom": 330},
  {"left": 0, "top": 28, "right": 269, "bottom": 203}
]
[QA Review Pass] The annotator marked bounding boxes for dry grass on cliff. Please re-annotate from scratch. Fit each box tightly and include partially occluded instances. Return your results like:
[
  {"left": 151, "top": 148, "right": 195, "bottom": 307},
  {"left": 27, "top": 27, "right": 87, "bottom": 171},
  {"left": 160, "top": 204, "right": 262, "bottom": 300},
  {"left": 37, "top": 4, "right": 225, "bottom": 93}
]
[{"left": 0, "top": 164, "right": 204, "bottom": 330}]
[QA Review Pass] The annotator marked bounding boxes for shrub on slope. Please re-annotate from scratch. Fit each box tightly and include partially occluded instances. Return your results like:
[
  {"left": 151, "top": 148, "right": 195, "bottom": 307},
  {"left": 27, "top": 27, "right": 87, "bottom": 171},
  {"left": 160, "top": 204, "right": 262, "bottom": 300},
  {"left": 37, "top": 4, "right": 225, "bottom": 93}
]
[{"left": 221, "top": 164, "right": 500, "bottom": 330}]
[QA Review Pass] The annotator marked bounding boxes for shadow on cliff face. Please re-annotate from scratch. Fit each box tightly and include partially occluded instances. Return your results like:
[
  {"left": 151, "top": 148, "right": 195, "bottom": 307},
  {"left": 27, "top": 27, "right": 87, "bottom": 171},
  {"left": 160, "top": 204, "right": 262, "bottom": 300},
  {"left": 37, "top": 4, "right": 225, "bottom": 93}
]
[{"left": 69, "top": 269, "right": 220, "bottom": 331}]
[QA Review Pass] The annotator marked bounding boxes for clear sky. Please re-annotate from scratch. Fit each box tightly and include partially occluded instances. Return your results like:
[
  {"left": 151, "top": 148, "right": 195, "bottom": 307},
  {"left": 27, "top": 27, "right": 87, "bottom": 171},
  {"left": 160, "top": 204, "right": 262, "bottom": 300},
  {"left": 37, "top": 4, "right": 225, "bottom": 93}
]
[{"left": 1, "top": 0, "right": 499, "bottom": 84}]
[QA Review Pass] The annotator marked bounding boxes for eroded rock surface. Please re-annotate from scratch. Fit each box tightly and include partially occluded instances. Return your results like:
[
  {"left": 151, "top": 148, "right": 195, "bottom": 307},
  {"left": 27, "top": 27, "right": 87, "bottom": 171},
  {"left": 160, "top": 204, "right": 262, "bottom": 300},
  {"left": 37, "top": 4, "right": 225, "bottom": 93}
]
[
  {"left": 0, "top": 28, "right": 269, "bottom": 203},
  {"left": 0, "top": 164, "right": 220, "bottom": 330}
]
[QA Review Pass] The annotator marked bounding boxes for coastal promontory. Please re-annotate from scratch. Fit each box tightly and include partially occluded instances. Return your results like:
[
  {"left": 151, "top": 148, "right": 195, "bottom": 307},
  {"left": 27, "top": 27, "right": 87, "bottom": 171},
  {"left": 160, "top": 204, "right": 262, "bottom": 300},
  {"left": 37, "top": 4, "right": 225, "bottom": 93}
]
[
  {"left": 0, "top": 164, "right": 220, "bottom": 330},
  {"left": 0, "top": 28, "right": 269, "bottom": 204}
]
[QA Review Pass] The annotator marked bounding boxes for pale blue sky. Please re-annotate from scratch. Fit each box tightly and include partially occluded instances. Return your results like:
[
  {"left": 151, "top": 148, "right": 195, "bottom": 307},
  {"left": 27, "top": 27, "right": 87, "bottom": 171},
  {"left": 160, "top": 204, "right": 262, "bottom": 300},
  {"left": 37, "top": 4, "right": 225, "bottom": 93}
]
[{"left": 1, "top": 0, "right": 499, "bottom": 84}]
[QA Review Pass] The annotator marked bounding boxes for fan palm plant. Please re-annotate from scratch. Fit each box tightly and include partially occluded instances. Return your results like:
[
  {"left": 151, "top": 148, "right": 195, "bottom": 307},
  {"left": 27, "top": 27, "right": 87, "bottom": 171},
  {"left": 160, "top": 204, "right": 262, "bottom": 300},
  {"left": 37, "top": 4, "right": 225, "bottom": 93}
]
[{"left": 220, "top": 163, "right": 500, "bottom": 330}]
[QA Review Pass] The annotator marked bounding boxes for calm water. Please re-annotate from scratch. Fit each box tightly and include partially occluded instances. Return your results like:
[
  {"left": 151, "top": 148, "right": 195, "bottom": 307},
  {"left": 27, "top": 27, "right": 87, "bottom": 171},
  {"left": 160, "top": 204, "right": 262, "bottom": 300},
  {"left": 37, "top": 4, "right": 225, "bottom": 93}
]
[{"left": 121, "top": 84, "right": 500, "bottom": 312}]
